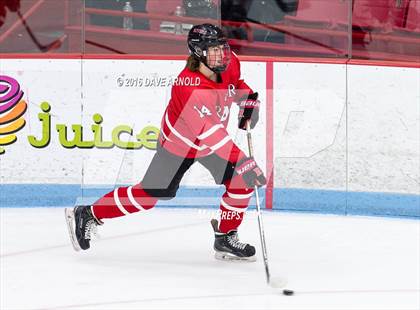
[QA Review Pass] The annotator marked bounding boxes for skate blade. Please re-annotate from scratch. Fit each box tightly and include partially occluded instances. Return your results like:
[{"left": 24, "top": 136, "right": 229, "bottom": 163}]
[
  {"left": 214, "top": 251, "right": 257, "bottom": 262},
  {"left": 64, "top": 208, "right": 81, "bottom": 252}
]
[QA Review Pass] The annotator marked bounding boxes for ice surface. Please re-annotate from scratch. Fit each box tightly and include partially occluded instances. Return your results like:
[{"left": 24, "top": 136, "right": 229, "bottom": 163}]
[{"left": 1, "top": 207, "right": 419, "bottom": 310}]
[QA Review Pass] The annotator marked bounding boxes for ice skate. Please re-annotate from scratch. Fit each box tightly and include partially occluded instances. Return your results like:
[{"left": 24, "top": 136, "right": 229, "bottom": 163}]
[
  {"left": 65, "top": 205, "right": 102, "bottom": 251},
  {"left": 211, "top": 219, "right": 256, "bottom": 262}
]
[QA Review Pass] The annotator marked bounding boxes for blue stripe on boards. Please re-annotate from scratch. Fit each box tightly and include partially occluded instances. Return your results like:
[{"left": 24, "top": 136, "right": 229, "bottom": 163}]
[{"left": 1, "top": 184, "right": 418, "bottom": 219}]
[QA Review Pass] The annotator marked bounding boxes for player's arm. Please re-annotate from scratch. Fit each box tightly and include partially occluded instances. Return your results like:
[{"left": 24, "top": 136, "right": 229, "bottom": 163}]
[
  {"left": 183, "top": 89, "right": 266, "bottom": 187},
  {"left": 183, "top": 90, "right": 246, "bottom": 163},
  {"left": 187, "top": 101, "right": 266, "bottom": 187},
  {"left": 231, "top": 52, "right": 253, "bottom": 95},
  {"left": 230, "top": 53, "right": 261, "bottom": 131}
]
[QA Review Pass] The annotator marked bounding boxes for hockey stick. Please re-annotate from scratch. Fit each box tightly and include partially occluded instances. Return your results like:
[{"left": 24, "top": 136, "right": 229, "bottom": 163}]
[
  {"left": 16, "top": 9, "right": 62, "bottom": 52},
  {"left": 245, "top": 121, "right": 288, "bottom": 290}
]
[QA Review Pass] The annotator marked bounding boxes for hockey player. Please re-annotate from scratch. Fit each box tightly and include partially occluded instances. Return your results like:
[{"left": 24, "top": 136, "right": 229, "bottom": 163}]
[{"left": 65, "top": 23, "right": 266, "bottom": 261}]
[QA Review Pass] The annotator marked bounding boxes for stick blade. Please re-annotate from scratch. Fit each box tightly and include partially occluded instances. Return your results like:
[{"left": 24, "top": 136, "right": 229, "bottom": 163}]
[{"left": 269, "top": 276, "right": 288, "bottom": 288}]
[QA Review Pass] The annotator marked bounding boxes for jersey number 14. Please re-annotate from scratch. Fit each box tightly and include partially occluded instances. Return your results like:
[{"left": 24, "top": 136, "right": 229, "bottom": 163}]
[{"left": 194, "top": 105, "right": 212, "bottom": 118}]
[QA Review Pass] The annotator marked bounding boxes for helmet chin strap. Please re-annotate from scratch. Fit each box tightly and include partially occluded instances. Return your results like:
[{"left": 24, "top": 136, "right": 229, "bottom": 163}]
[{"left": 209, "top": 64, "right": 227, "bottom": 74}]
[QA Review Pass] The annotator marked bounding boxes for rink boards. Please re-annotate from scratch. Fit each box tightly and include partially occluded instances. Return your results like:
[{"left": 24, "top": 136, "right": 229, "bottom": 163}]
[{"left": 0, "top": 58, "right": 418, "bottom": 217}]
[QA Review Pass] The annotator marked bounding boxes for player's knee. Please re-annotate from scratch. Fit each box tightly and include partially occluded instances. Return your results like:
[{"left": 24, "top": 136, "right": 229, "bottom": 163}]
[{"left": 162, "top": 187, "right": 178, "bottom": 200}]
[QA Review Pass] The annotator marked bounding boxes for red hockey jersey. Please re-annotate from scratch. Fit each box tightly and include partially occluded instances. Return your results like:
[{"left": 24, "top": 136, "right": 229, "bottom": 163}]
[{"left": 159, "top": 52, "right": 253, "bottom": 163}]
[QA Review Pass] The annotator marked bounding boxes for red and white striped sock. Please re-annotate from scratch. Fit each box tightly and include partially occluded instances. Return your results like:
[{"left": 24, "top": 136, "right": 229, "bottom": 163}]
[
  {"left": 218, "top": 186, "right": 254, "bottom": 233},
  {"left": 92, "top": 183, "right": 157, "bottom": 220}
]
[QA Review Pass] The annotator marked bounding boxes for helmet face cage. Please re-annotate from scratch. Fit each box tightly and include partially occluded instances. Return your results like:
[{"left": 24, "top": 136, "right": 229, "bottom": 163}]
[
  {"left": 188, "top": 24, "right": 231, "bottom": 73},
  {"left": 204, "top": 41, "right": 231, "bottom": 73}
]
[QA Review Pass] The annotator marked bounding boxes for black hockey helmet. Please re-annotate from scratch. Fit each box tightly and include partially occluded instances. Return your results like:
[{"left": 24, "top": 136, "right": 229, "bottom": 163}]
[{"left": 187, "top": 23, "right": 231, "bottom": 73}]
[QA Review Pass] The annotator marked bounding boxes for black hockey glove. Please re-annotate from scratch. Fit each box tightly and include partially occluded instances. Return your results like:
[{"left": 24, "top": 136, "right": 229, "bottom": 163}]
[
  {"left": 234, "top": 156, "right": 266, "bottom": 188},
  {"left": 238, "top": 92, "right": 260, "bottom": 130}
]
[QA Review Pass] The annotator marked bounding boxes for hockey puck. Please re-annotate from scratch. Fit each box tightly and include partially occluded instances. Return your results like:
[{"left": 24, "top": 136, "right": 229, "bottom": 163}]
[{"left": 282, "top": 289, "right": 294, "bottom": 296}]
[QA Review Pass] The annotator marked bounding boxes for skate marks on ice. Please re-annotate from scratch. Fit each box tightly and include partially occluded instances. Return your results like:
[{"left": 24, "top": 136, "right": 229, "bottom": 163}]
[
  {"left": 27, "top": 289, "right": 420, "bottom": 310},
  {"left": 1, "top": 214, "right": 206, "bottom": 258},
  {"left": 28, "top": 292, "right": 276, "bottom": 310},
  {"left": 1, "top": 208, "right": 419, "bottom": 310}
]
